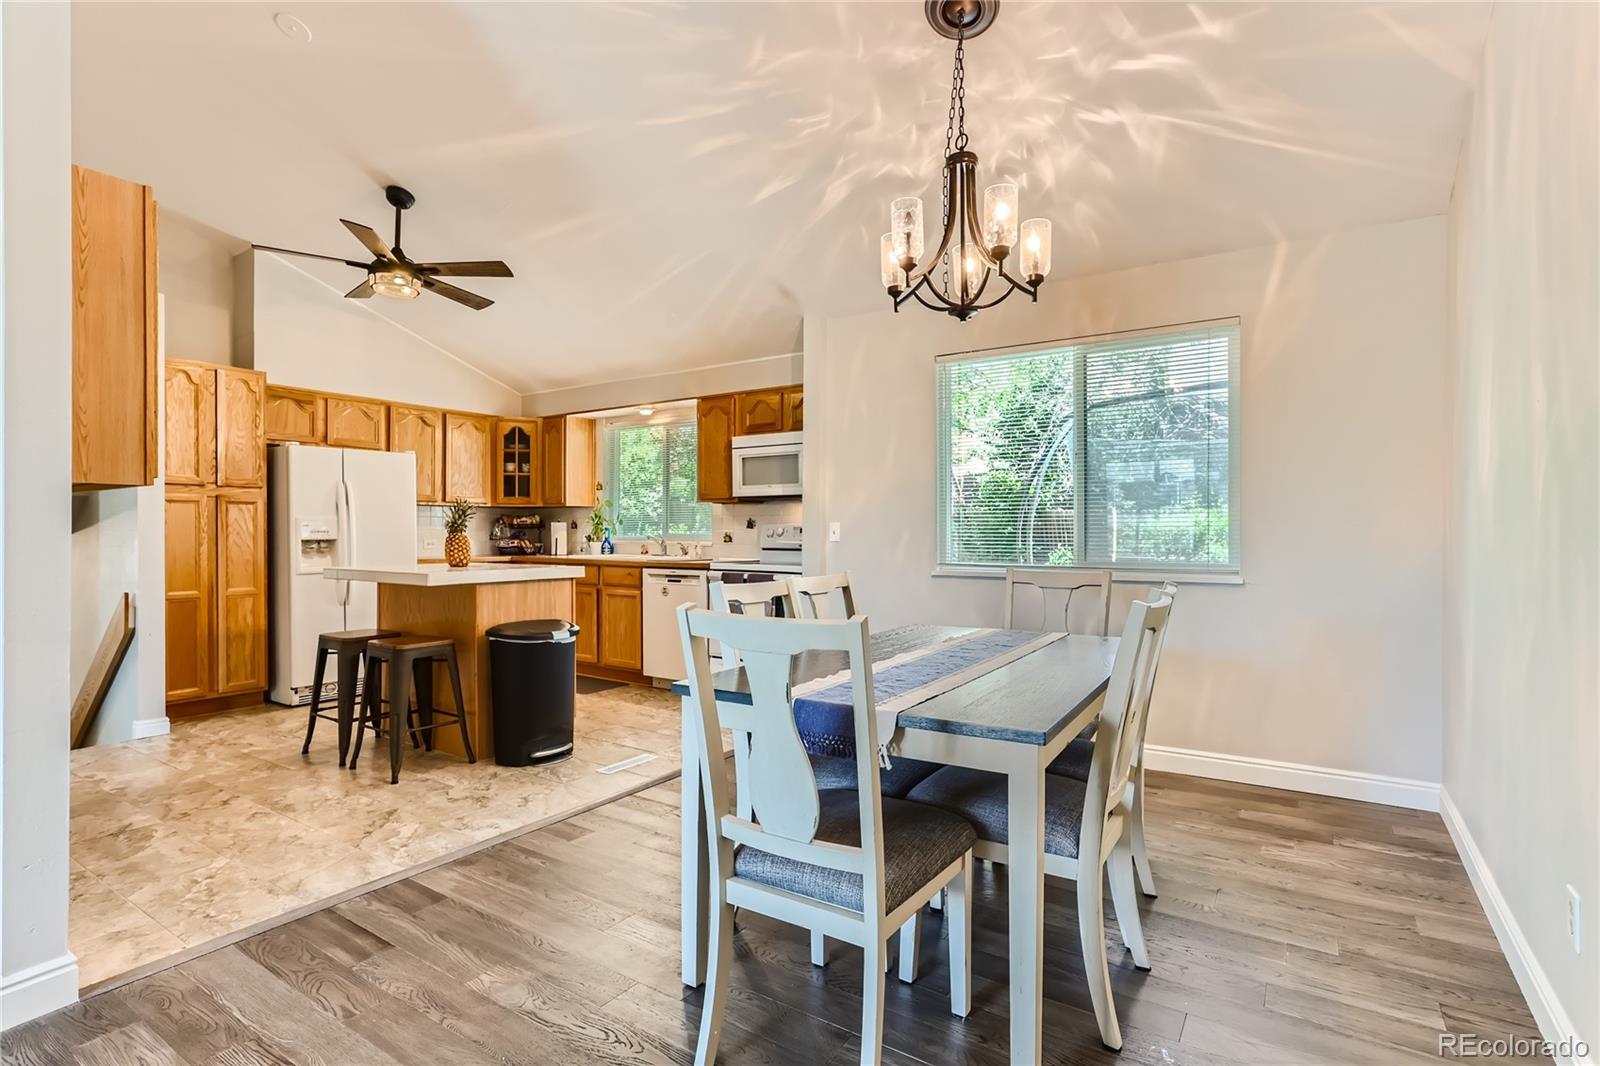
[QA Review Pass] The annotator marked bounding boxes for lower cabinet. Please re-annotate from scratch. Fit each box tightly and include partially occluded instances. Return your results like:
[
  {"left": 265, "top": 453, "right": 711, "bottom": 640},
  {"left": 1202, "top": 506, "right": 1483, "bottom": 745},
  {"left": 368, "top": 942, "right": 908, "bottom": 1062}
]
[
  {"left": 165, "top": 488, "right": 267, "bottom": 707},
  {"left": 574, "top": 581, "right": 599, "bottom": 665},
  {"left": 598, "top": 586, "right": 643, "bottom": 672}
]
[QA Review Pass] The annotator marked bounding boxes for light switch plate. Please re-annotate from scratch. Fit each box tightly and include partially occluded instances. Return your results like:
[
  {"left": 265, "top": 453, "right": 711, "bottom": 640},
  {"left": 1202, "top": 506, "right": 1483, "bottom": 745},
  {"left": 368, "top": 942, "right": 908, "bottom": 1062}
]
[
  {"left": 829, "top": 522, "right": 841, "bottom": 542},
  {"left": 419, "top": 529, "right": 444, "bottom": 555}
]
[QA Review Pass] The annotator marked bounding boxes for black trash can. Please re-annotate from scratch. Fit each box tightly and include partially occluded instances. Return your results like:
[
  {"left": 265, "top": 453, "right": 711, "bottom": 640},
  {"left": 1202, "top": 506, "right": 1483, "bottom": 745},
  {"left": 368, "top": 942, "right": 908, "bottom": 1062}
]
[{"left": 486, "top": 619, "right": 578, "bottom": 766}]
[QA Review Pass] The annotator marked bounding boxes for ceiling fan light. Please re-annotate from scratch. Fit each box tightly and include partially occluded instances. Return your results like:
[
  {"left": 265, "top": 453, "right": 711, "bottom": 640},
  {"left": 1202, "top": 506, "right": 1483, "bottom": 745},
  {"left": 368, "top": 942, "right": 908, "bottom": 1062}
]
[{"left": 370, "top": 269, "right": 421, "bottom": 300}]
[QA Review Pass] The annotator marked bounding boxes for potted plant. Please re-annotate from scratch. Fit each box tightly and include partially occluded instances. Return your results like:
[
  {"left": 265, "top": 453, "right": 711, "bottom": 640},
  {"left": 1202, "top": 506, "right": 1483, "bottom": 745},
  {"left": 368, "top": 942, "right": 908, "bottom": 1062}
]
[
  {"left": 443, "top": 498, "right": 475, "bottom": 568},
  {"left": 587, "top": 483, "right": 614, "bottom": 554}
]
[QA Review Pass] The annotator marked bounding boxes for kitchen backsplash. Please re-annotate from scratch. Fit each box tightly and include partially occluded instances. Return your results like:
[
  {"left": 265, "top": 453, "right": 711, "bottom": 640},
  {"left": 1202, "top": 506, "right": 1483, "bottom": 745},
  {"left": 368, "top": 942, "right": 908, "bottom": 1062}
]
[{"left": 419, "top": 499, "right": 802, "bottom": 559}]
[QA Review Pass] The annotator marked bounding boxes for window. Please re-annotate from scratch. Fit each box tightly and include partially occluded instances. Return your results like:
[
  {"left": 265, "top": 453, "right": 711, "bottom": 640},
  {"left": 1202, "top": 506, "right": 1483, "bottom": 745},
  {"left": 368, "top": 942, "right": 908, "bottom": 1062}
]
[
  {"left": 936, "top": 318, "right": 1239, "bottom": 573},
  {"left": 603, "top": 417, "right": 711, "bottom": 541}
]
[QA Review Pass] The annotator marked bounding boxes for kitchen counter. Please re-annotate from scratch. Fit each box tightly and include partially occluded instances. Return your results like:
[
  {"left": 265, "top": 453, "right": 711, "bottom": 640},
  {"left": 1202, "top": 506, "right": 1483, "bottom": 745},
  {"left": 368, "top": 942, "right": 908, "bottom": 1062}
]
[
  {"left": 324, "top": 563, "right": 587, "bottom": 586},
  {"left": 322, "top": 564, "right": 580, "bottom": 760}
]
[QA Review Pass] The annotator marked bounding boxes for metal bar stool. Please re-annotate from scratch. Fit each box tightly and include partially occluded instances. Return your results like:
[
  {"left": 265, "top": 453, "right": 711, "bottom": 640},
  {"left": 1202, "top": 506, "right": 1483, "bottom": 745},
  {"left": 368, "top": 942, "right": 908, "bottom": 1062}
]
[
  {"left": 351, "top": 634, "right": 474, "bottom": 784},
  {"left": 301, "top": 628, "right": 400, "bottom": 766}
]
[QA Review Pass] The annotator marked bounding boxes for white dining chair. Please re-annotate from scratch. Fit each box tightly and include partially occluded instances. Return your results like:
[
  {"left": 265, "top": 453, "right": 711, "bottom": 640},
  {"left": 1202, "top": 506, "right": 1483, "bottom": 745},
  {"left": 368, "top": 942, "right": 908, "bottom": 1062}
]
[
  {"left": 904, "top": 591, "right": 1173, "bottom": 1051},
  {"left": 1004, "top": 566, "right": 1113, "bottom": 636},
  {"left": 708, "top": 578, "right": 797, "bottom": 823},
  {"left": 1047, "top": 581, "right": 1176, "bottom": 897},
  {"left": 677, "top": 605, "right": 976, "bottom": 1066},
  {"left": 790, "top": 572, "right": 857, "bottom": 620}
]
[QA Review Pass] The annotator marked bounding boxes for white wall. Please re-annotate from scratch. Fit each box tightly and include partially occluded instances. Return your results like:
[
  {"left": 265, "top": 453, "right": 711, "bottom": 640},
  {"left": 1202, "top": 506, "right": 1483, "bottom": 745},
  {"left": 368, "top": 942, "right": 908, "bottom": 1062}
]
[
  {"left": 1442, "top": 3, "right": 1598, "bottom": 1057},
  {"left": 805, "top": 216, "right": 1448, "bottom": 798},
  {"left": 522, "top": 351, "right": 802, "bottom": 417},
  {"left": 244, "top": 250, "right": 522, "bottom": 416},
  {"left": 158, "top": 208, "right": 240, "bottom": 365},
  {"left": 1, "top": 0, "right": 78, "bottom": 1025}
]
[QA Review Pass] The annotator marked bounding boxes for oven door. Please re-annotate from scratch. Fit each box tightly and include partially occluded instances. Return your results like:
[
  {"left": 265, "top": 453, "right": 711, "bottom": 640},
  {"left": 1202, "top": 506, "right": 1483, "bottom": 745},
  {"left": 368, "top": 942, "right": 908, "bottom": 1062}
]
[{"left": 732, "top": 441, "right": 803, "bottom": 497}]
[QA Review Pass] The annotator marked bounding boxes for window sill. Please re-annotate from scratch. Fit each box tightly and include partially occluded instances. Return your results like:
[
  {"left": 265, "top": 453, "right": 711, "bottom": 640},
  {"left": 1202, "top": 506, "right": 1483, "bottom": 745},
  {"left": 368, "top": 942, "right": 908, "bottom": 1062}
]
[{"left": 930, "top": 565, "right": 1244, "bottom": 586}]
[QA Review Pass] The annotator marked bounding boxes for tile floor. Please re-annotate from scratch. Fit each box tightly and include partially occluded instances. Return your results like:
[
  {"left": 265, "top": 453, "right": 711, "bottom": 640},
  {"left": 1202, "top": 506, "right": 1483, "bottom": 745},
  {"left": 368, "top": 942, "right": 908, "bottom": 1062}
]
[{"left": 69, "top": 683, "right": 684, "bottom": 991}]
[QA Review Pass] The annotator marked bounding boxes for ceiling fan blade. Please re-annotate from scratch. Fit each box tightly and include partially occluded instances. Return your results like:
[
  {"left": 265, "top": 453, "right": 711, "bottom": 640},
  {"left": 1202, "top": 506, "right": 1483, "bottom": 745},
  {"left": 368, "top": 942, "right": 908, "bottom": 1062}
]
[
  {"left": 345, "top": 279, "right": 375, "bottom": 299},
  {"left": 414, "top": 260, "right": 514, "bottom": 278},
  {"left": 420, "top": 276, "right": 493, "bottom": 310},
  {"left": 341, "top": 219, "right": 394, "bottom": 261},
  {"left": 251, "top": 243, "right": 369, "bottom": 269}
]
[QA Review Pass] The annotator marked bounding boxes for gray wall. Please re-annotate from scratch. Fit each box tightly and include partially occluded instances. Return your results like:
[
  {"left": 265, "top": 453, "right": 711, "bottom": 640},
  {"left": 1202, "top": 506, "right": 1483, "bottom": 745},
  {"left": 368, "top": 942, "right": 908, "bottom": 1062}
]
[
  {"left": 1, "top": 1, "right": 78, "bottom": 1024},
  {"left": 1443, "top": 2, "right": 1598, "bottom": 1052},
  {"left": 804, "top": 215, "right": 1449, "bottom": 795}
]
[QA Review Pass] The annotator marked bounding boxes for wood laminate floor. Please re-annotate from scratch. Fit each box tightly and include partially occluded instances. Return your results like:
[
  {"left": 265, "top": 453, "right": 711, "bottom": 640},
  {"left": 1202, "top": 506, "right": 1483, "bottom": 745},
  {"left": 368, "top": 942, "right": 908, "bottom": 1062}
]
[{"left": 10, "top": 771, "right": 1543, "bottom": 1065}]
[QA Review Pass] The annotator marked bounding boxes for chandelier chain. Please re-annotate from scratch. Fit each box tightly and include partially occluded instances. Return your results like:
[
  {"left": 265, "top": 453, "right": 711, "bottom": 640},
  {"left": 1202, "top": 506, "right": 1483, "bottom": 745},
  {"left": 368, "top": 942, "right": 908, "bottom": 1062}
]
[{"left": 940, "top": 37, "right": 967, "bottom": 297}]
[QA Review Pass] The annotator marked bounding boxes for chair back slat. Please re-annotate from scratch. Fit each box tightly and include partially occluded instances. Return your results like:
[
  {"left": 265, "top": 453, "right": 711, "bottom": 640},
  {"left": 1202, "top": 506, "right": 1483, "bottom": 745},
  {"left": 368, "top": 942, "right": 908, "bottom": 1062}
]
[
  {"left": 1004, "top": 567, "right": 1112, "bottom": 636},
  {"left": 708, "top": 579, "right": 795, "bottom": 668},
  {"left": 677, "top": 606, "right": 888, "bottom": 911},
  {"left": 1086, "top": 593, "right": 1172, "bottom": 831},
  {"left": 790, "top": 573, "right": 857, "bottom": 620}
]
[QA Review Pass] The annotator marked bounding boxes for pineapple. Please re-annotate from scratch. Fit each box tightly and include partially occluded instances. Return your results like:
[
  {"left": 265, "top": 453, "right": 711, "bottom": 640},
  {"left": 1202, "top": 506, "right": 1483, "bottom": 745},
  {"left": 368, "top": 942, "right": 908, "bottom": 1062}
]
[{"left": 443, "top": 499, "right": 475, "bottom": 568}]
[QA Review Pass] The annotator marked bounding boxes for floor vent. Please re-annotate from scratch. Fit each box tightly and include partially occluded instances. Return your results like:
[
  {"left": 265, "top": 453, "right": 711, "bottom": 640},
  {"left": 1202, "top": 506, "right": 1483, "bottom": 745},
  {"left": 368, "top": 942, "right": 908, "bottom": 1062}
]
[{"left": 596, "top": 753, "right": 657, "bottom": 775}]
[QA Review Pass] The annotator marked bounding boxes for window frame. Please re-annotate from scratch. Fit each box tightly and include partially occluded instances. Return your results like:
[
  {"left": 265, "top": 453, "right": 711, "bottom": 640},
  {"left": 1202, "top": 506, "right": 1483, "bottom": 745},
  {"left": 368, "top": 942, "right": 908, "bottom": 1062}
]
[
  {"left": 600, "top": 412, "right": 712, "bottom": 543},
  {"left": 932, "top": 316, "right": 1242, "bottom": 582}
]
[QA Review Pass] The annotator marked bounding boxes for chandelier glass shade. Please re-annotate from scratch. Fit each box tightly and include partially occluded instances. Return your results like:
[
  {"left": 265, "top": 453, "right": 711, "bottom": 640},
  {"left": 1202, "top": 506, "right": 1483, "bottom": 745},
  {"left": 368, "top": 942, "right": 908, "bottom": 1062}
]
[{"left": 880, "top": 2, "right": 1052, "bottom": 321}]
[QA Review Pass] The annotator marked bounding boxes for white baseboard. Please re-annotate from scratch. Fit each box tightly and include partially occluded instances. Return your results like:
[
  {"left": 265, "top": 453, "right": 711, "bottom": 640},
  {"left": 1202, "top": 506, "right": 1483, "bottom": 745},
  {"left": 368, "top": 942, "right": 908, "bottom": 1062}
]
[
  {"left": 1439, "top": 790, "right": 1595, "bottom": 1066},
  {"left": 0, "top": 952, "right": 79, "bottom": 1030},
  {"left": 1143, "top": 743, "right": 1441, "bottom": 811},
  {"left": 129, "top": 716, "right": 170, "bottom": 740}
]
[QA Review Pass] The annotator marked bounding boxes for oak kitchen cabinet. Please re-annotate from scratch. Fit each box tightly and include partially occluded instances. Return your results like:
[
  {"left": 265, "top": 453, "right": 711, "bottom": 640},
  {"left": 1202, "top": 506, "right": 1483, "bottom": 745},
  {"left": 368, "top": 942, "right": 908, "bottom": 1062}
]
[
  {"left": 165, "top": 361, "right": 265, "bottom": 490},
  {"left": 264, "top": 386, "right": 325, "bottom": 444},
  {"left": 165, "top": 361, "right": 267, "bottom": 712},
  {"left": 696, "top": 394, "right": 736, "bottom": 502},
  {"left": 597, "top": 565, "right": 643, "bottom": 672},
  {"left": 165, "top": 488, "right": 268, "bottom": 707},
  {"left": 72, "top": 165, "right": 159, "bottom": 490},
  {"left": 696, "top": 385, "right": 800, "bottom": 502},
  {"left": 443, "top": 412, "right": 492, "bottom": 504},
  {"left": 325, "top": 395, "right": 389, "bottom": 450},
  {"left": 574, "top": 579, "right": 599, "bottom": 666},
  {"left": 494, "top": 418, "right": 541, "bottom": 505},
  {"left": 390, "top": 405, "right": 445, "bottom": 503},
  {"left": 539, "top": 416, "right": 596, "bottom": 507}
]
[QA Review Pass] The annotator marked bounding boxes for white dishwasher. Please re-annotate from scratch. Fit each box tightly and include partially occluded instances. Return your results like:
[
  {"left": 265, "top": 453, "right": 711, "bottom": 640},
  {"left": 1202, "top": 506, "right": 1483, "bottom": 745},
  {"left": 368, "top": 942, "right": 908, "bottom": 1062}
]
[{"left": 642, "top": 569, "right": 709, "bottom": 681}]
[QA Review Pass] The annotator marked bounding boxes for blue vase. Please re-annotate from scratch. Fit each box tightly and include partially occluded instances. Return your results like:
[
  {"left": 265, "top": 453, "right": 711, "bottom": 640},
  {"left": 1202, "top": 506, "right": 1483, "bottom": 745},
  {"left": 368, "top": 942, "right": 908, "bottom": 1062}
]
[{"left": 601, "top": 529, "right": 614, "bottom": 555}]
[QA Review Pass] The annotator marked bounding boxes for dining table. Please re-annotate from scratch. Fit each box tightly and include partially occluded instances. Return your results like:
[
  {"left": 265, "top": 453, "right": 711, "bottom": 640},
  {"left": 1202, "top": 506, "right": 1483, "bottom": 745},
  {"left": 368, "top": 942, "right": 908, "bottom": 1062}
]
[{"left": 675, "top": 623, "right": 1119, "bottom": 1065}]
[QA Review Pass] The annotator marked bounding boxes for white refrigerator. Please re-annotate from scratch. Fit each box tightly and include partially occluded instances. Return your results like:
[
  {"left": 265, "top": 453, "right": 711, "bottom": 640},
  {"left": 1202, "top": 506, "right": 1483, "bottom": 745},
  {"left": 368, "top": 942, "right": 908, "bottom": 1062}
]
[{"left": 268, "top": 444, "right": 418, "bottom": 706}]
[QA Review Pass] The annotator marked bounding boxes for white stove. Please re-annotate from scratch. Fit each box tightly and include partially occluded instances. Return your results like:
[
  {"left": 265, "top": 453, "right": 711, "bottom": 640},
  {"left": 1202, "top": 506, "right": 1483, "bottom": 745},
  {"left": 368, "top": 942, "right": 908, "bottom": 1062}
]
[{"left": 710, "top": 523, "right": 802, "bottom": 576}]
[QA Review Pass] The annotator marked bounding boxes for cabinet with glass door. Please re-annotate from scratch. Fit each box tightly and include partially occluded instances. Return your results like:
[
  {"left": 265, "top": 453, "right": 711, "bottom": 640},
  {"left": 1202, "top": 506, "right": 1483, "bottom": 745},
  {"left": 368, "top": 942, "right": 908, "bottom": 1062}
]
[{"left": 494, "top": 419, "right": 541, "bottom": 504}]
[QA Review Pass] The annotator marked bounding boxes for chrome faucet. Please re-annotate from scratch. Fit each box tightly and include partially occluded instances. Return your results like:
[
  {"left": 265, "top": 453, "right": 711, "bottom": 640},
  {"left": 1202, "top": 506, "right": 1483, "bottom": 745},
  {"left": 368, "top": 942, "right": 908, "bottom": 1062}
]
[{"left": 649, "top": 534, "right": 667, "bottom": 555}]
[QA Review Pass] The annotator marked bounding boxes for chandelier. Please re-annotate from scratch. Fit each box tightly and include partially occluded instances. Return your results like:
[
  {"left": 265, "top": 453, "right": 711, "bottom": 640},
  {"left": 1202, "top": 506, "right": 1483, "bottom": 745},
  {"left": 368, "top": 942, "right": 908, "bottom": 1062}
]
[{"left": 879, "top": 1, "right": 1052, "bottom": 321}]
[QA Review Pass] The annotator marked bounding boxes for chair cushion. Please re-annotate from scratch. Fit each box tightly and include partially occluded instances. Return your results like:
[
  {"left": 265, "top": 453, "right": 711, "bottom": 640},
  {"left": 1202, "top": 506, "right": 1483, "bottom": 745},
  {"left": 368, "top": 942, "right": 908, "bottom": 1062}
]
[
  {"left": 733, "top": 789, "right": 975, "bottom": 912},
  {"left": 905, "top": 767, "right": 1089, "bottom": 860},
  {"left": 809, "top": 755, "right": 943, "bottom": 798},
  {"left": 1046, "top": 736, "right": 1095, "bottom": 781}
]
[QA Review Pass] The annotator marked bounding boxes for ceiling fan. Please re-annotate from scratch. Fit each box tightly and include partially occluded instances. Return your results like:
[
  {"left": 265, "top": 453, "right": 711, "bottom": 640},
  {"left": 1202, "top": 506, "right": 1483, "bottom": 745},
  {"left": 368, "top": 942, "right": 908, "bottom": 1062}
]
[{"left": 252, "top": 185, "right": 513, "bottom": 310}]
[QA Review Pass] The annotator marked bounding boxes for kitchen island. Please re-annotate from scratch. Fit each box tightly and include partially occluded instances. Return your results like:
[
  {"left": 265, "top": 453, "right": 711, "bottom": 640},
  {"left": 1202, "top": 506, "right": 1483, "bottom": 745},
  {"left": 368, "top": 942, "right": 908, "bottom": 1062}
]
[{"left": 323, "top": 563, "right": 584, "bottom": 759}]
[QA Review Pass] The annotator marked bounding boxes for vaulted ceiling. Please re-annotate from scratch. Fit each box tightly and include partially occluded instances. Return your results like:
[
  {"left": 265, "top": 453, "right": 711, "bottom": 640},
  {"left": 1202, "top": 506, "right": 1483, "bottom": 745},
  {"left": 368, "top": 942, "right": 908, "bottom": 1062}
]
[{"left": 72, "top": 2, "right": 1489, "bottom": 394}]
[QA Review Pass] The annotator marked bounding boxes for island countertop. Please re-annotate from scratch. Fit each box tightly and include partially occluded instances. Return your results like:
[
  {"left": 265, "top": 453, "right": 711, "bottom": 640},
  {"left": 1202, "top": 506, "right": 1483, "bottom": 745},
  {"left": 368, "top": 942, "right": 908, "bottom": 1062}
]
[{"left": 322, "top": 563, "right": 587, "bottom": 587}]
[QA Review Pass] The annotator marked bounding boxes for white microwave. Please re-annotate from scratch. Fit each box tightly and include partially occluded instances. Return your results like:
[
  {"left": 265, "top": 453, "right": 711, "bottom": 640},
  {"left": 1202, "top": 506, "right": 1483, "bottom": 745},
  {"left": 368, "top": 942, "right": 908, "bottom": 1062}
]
[{"left": 732, "top": 432, "right": 803, "bottom": 497}]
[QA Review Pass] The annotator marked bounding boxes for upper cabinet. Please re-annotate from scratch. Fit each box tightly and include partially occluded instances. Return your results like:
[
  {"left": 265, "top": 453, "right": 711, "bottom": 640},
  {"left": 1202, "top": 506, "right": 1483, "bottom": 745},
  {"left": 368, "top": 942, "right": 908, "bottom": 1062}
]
[
  {"left": 72, "top": 165, "right": 158, "bottom": 490},
  {"left": 495, "top": 419, "right": 540, "bottom": 505},
  {"left": 165, "top": 362, "right": 217, "bottom": 486},
  {"left": 390, "top": 405, "right": 445, "bottom": 503},
  {"left": 443, "top": 412, "right": 491, "bottom": 504},
  {"left": 781, "top": 386, "right": 803, "bottom": 431},
  {"left": 735, "top": 389, "right": 785, "bottom": 435},
  {"left": 539, "top": 416, "right": 596, "bottom": 508},
  {"left": 216, "top": 368, "right": 266, "bottom": 488},
  {"left": 324, "top": 395, "right": 388, "bottom": 450},
  {"left": 697, "top": 394, "right": 736, "bottom": 502},
  {"left": 165, "top": 361, "right": 265, "bottom": 490},
  {"left": 264, "top": 386, "right": 324, "bottom": 444}
]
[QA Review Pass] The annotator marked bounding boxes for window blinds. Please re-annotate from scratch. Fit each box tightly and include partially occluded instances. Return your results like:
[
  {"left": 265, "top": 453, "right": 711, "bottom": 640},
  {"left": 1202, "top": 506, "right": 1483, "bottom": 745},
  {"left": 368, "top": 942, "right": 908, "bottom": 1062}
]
[
  {"left": 604, "top": 419, "right": 711, "bottom": 541},
  {"left": 936, "top": 318, "right": 1239, "bottom": 572}
]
